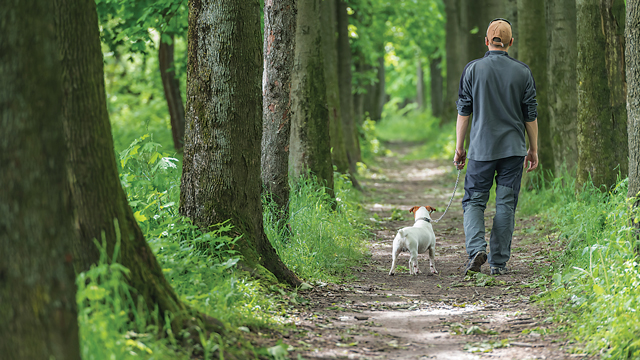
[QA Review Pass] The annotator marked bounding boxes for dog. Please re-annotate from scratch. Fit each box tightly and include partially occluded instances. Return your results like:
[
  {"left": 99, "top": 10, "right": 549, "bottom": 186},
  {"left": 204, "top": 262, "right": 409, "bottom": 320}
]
[{"left": 388, "top": 206, "right": 438, "bottom": 276}]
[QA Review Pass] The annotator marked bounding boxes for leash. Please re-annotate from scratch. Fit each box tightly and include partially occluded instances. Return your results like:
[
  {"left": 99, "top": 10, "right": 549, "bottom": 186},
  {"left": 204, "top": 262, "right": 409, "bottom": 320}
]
[{"left": 431, "top": 168, "right": 462, "bottom": 224}]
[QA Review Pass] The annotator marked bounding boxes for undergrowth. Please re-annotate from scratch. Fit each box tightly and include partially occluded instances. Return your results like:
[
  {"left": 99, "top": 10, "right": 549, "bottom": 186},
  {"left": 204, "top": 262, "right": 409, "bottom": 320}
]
[
  {"left": 520, "top": 167, "right": 640, "bottom": 359},
  {"left": 77, "top": 133, "right": 369, "bottom": 358}
]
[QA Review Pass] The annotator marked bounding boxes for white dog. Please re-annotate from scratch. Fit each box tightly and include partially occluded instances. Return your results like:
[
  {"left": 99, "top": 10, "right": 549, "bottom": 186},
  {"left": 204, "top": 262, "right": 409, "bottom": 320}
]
[{"left": 388, "top": 206, "right": 438, "bottom": 276}]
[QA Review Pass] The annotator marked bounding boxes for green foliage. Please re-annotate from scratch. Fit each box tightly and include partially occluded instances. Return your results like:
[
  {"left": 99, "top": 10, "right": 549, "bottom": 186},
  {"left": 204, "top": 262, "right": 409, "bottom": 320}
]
[
  {"left": 348, "top": 0, "right": 445, "bottom": 106},
  {"left": 78, "top": 229, "right": 187, "bottom": 359},
  {"left": 264, "top": 173, "right": 370, "bottom": 282},
  {"left": 104, "top": 38, "right": 186, "bottom": 152},
  {"left": 521, "top": 171, "right": 640, "bottom": 358},
  {"left": 373, "top": 107, "right": 456, "bottom": 160}
]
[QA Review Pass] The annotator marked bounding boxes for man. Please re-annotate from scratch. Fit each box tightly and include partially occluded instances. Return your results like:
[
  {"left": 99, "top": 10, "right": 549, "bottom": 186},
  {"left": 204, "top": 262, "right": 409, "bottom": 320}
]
[{"left": 453, "top": 18, "right": 539, "bottom": 276}]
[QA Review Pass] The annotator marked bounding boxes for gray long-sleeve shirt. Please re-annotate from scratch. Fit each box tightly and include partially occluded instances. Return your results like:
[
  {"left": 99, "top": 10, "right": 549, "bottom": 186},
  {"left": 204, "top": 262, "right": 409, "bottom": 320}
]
[{"left": 456, "top": 50, "right": 537, "bottom": 161}]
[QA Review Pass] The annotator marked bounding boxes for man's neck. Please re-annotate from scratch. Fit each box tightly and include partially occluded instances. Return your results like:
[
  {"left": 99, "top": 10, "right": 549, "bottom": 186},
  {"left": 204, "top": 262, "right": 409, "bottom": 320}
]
[{"left": 488, "top": 46, "right": 509, "bottom": 52}]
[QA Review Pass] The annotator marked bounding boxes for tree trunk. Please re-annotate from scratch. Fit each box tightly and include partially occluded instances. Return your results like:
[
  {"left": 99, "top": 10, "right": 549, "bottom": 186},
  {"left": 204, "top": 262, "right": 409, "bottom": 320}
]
[
  {"left": 576, "top": 0, "right": 627, "bottom": 190},
  {"left": 337, "top": 0, "right": 362, "bottom": 172},
  {"left": 262, "top": 0, "right": 297, "bottom": 220},
  {"left": 0, "top": 2, "right": 80, "bottom": 359},
  {"left": 467, "top": 0, "right": 518, "bottom": 60},
  {"left": 181, "top": 0, "right": 300, "bottom": 287},
  {"left": 546, "top": 0, "right": 578, "bottom": 171},
  {"left": 55, "top": 0, "right": 192, "bottom": 325},
  {"left": 159, "top": 34, "right": 186, "bottom": 152},
  {"left": 416, "top": 58, "right": 426, "bottom": 111},
  {"left": 289, "top": 0, "right": 335, "bottom": 197},
  {"left": 320, "top": 0, "right": 349, "bottom": 173},
  {"left": 443, "top": 0, "right": 468, "bottom": 124},
  {"left": 628, "top": 0, "right": 640, "bottom": 201},
  {"left": 376, "top": 55, "right": 386, "bottom": 121},
  {"left": 430, "top": 54, "right": 444, "bottom": 118},
  {"left": 518, "top": 0, "right": 553, "bottom": 176}
]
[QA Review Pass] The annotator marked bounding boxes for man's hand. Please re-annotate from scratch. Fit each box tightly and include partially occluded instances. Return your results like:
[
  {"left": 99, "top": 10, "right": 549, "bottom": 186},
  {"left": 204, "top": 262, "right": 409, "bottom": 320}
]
[
  {"left": 454, "top": 148, "right": 467, "bottom": 170},
  {"left": 525, "top": 149, "right": 538, "bottom": 172}
]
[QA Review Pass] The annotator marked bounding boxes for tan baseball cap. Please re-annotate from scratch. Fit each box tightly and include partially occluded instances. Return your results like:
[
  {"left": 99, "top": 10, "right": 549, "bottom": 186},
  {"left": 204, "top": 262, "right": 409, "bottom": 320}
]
[{"left": 486, "top": 19, "right": 512, "bottom": 48}]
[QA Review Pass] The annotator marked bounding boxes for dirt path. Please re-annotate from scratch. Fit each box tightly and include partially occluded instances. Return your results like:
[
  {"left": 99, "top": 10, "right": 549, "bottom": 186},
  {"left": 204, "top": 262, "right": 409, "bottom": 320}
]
[{"left": 280, "top": 143, "right": 584, "bottom": 360}]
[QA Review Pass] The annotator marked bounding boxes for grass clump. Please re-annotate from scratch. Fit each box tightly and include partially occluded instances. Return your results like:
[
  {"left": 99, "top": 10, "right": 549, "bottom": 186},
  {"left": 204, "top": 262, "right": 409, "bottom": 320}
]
[
  {"left": 520, "top": 169, "right": 640, "bottom": 358},
  {"left": 265, "top": 173, "right": 370, "bottom": 283}
]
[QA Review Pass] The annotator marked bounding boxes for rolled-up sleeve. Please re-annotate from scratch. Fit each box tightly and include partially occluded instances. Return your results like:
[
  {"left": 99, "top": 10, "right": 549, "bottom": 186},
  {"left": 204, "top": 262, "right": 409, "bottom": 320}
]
[
  {"left": 522, "top": 71, "right": 537, "bottom": 121},
  {"left": 456, "top": 66, "right": 473, "bottom": 116}
]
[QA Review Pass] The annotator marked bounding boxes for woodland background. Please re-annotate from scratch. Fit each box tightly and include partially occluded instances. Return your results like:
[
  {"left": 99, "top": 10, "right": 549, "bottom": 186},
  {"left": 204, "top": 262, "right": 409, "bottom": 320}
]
[{"left": 3, "top": 0, "right": 640, "bottom": 359}]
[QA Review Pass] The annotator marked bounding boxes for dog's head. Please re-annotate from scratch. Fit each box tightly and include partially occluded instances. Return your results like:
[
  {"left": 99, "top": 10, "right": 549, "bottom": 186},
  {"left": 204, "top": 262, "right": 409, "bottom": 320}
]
[{"left": 409, "top": 206, "right": 437, "bottom": 218}]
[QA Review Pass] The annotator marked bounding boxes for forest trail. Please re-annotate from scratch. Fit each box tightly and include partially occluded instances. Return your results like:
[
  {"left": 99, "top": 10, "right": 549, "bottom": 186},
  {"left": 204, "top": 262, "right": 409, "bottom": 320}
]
[{"left": 281, "top": 142, "right": 586, "bottom": 360}]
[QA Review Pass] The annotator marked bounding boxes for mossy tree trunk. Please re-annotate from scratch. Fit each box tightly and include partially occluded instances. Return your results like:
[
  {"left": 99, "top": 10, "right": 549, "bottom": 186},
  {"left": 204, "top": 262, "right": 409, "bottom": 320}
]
[
  {"left": 627, "top": 0, "right": 640, "bottom": 202},
  {"left": 262, "top": 0, "right": 297, "bottom": 221},
  {"left": 546, "top": 0, "right": 578, "bottom": 171},
  {"left": 0, "top": 2, "right": 80, "bottom": 358},
  {"left": 518, "top": 0, "right": 553, "bottom": 176},
  {"left": 576, "top": 0, "right": 627, "bottom": 190},
  {"left": 320, "top": 0, "right": 349, "bottom": 174},
  {"left": 337, "top": 0, "right": 362, "bottom": 172},
  {"left": 55, "top": 0, "right": 193, "bottom": 326},
  {"left": 290, "top": 0, "right": 335, "bottom": 197},
  {"left": 159, "top": 34, "right": 186, "bottom": 152},
  {"left": 430, "top": 54, "right": 444, "bottom": 118},
  {"left": 181, "top": 0, "right": 300, "bottom": 287}
]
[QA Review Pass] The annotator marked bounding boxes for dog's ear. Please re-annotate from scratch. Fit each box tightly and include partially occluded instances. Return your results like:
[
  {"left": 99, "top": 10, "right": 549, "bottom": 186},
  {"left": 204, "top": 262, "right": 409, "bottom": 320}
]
[
  {"left": 409, "top": 206, "right": 419, "bottom": 214},
  {"left": 426, "top": 206, "right": 437, "bottom": 213}
]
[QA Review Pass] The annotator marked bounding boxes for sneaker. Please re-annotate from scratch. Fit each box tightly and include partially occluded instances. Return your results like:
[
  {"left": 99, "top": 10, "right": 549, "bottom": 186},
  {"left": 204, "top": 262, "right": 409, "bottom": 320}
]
[
  {"left": 464, "top": 251, "right": 487, "bottom": 275},
  {"left": 490, "top": 267, "right": 509, "bottom": 275}
]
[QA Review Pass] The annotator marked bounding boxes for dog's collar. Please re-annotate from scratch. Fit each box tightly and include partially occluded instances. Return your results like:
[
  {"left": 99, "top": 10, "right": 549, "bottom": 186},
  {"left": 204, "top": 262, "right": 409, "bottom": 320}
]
[{"left": 415, "top": 217, "right": 431, "bottom": 223}]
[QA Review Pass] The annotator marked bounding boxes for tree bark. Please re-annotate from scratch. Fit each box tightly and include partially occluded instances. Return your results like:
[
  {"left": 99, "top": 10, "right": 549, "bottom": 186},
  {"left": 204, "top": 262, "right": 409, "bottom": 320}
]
[
  {"left": 55, "top": 0, "right": 191, "bottom": 325},
  {"left": 289, "top": 0, "right": 335, "bottom": 197},
  {"left": 0, "top": 2, "right": 80, "bottom": 359},
  {"left": 159, "top": 34, "right": 186, "bottom": 152},
  {"left": 628, "top": 0, "right": 640, "bottom": 201},
  {"left": 546, "top": 0, "right": 578, "bottom": 171},
  {"left": 430, "top": 54, "right": 444, "bottom": 118},
  {"left": 337, "top": 0, "right": 362, "bottom": 172},
  {"left": 518, "top": 0, "right": 553, "bottom": 176},
  {"left": 181, "top": 0, "right": 300, "bottom": 287},
  {"left": 576, "top": 0, "right": 627, "bottom": 190},
  {"left": 320, "top": 0, "right": 349, "bottom": 173},
  {"left": 416, "top": 58, "right": 426, "bottom": 111},
  {"left": 262, "top": 0, "right": 297, "bottom": 220}
]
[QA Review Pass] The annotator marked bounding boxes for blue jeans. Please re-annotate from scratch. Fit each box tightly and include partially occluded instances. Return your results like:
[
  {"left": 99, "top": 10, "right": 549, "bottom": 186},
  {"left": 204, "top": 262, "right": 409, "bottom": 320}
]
[{"left": 462, "top": 156, "right": 524, "bottom": 268}]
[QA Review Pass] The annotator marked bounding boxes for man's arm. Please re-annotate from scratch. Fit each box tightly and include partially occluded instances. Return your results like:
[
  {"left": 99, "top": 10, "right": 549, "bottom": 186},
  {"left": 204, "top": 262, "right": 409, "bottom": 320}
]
[
  {"left": 524, "top": 119, "right": 538, "bottom": 172},
  {"left": 454, "top": 114, "right": 470, "bottom": 170}
]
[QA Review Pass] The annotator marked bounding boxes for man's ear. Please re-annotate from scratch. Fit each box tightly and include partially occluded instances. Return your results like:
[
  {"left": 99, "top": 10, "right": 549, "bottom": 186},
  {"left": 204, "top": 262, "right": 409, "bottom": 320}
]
[
  {"left": 509, "top": 38, "right": 514, "bottom": 47},
  {"left": 485, "top": 37, "right": 490, "bottom": 46}
]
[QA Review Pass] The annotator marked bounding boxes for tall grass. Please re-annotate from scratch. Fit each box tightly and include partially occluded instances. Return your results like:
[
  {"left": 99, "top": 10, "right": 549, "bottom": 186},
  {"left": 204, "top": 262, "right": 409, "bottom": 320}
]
[
  {"left": 520, "top": 168, "right": 640, "bottom": 358},
  {"left": 264, "top": 173, "right": 370, "bottom": 282}
]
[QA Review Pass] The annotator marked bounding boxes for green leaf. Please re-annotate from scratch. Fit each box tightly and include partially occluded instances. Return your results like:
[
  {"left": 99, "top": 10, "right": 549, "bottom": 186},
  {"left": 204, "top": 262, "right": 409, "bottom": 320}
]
[
  {"left": 134, "top": 210, "right": 148, "bottom": 222},
  {"left": 593, "top": 284, "right": 605, "bottom": 295}
]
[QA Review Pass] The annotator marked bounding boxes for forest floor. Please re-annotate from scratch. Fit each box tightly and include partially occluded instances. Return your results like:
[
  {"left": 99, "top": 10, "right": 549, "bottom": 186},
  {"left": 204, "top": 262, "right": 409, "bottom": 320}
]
[{"left": 261, "top": 142, "right": 592, "bottom": 360}]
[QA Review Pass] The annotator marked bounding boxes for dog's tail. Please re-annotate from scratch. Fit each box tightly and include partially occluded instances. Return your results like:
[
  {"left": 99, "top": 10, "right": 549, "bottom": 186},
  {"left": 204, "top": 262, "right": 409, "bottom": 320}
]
[{"left": 395, "top": 229, "right": 408, "bottom": 251}]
